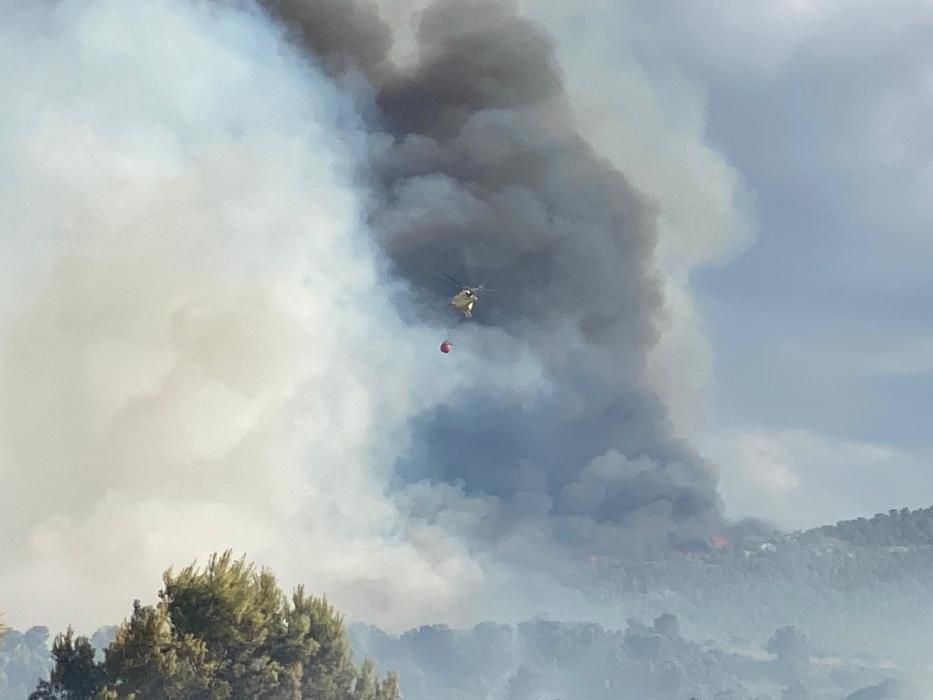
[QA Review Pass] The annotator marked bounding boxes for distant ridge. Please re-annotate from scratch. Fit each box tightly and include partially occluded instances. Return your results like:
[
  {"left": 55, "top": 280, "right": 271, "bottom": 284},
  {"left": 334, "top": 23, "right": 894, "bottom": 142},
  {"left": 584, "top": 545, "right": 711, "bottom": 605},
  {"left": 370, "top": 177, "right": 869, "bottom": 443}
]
[{"left": 803, "top": 504, "right": 933, "bottom": 546}]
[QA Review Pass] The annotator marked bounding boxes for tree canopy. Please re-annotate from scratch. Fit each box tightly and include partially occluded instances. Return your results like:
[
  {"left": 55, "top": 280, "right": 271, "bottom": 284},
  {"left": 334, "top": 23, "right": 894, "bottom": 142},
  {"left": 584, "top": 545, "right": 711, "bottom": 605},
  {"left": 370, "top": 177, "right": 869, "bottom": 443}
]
[{"left": 30, "top": 551, "right": 399, "bottom": 700}]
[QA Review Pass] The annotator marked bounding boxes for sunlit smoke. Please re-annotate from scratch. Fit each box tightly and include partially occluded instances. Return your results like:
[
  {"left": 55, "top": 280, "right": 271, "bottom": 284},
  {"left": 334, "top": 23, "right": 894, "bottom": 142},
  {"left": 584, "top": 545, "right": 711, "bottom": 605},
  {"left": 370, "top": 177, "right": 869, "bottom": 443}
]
[{"left": 0, "top": 0, "right": 547, "bottom": 633}]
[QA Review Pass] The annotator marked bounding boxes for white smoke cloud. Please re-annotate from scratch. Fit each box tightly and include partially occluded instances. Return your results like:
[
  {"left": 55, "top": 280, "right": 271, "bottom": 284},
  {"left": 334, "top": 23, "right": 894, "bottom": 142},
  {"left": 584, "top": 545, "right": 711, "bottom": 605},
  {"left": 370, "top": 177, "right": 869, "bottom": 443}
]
[
  {"left": 703, "top": 427, "right": 933, "bottom": 530},
  {"left": 0, "top": 0, "right": 548, "bottom": 634}
]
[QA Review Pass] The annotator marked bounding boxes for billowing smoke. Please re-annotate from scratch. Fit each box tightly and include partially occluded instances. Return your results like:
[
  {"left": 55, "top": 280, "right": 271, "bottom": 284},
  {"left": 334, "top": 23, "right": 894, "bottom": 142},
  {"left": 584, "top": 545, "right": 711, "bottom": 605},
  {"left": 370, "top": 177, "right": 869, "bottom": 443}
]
[
  {"left": 0, "top": 0, "right": 529, "bottom": 633},
  {"left": 268, "top": 0, "right": 725, "bottom": 563},
  {"left": 0, "top": 0, "right": 748, "bottom": 634}
]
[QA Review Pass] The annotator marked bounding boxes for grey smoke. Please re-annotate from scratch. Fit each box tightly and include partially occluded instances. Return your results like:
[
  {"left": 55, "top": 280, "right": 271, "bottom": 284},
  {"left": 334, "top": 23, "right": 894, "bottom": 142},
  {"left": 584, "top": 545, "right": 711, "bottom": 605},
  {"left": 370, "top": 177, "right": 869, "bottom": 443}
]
[
  {"left": 0, "top": 0, "right": 748, "bottom": 635},
  {"left": 0, "top": 0, "right": 510, "bottom": 634},
  {"left": 259, "top": 0, "right": 393, "bottom": 80},
  {"left": 267, "top": 0, "right": 726, "bottom": 561}
]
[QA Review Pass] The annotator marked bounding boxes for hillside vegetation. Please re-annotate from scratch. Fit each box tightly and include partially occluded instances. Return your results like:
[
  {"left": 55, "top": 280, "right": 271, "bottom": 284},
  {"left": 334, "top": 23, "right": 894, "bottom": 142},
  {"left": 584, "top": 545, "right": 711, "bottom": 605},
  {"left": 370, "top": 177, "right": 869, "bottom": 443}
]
[{"left": 6, "top": 508, "right": 933, "bottom": 699}]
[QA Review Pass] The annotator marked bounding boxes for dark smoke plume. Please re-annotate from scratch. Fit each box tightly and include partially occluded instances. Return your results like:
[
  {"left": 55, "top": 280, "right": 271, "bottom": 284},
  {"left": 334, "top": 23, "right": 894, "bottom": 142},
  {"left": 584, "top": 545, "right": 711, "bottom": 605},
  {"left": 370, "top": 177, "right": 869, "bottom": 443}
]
[
  {"left": 260, "top": 0, "right": 393, "bottom": 80},
  {"left": 264, "top": 0, "right": 725, "bottom": 561}
]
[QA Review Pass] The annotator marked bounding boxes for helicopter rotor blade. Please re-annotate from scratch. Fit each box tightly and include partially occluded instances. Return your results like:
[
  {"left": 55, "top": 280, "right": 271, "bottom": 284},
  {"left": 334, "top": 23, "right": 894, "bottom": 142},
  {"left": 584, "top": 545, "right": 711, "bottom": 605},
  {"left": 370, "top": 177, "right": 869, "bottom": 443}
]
[
  {"left": 442, "top": 272, "right": 468, "bottom": 289},
  {"left": 428, "top": 271, "right": 464, "bottom": 290}
]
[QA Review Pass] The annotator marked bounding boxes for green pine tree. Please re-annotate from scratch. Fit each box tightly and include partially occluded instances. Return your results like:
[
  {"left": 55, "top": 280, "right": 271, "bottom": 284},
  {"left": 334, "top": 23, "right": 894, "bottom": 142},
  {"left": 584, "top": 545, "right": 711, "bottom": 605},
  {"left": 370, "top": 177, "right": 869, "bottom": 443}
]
[
  {"left": 32, "top": 551, "right": 400, "bottom": 700},
  {"left": 29, "top": 627, "right": 106, "bottom": 699}
]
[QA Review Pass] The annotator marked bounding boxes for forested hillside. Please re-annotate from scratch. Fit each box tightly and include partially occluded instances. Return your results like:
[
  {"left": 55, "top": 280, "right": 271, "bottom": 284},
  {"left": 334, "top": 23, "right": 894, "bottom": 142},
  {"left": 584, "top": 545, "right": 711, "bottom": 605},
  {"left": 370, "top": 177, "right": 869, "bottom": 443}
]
[
  {"left": 574, "top": 508, "right": 933, "bottom": 662},
  {"left": 806, "top": 506, "right": 933, "bottom": 546},
  {"left": 347, "top": 615, "right": 908, "bottom": 700},
  {"left": 6, "top": 508, "right": 933, "bottom": 698}
]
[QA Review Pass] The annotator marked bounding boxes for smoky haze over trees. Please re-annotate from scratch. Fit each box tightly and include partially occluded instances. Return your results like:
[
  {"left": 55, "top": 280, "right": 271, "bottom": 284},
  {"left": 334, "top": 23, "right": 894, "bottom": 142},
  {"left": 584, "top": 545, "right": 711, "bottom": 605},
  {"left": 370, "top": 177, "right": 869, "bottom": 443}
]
[
  {"left": 339, "top": 506, "right": 933, "bottom": 699},
  {"left": 5, "top": 510, "right": 930, "bottom": 699},
  {"left": 338, "top": 505, "right": 933, "bottom": 699},
  {"left": 347, "top": 616, "right": 908, "bottom": 700},
  {"left": 0, "top": 625, "right": 52, "bottom": 700}
]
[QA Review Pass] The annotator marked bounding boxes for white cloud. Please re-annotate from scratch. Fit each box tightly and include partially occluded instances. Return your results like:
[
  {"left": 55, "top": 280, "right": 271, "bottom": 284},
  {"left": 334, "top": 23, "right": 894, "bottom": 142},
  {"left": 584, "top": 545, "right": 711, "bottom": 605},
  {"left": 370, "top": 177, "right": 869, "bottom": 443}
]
[
  {"left": 0, "top": 0, "right": 548, "bottom": 634},
  {"left": 703, "top": 427, "right": 933, "bottom": 530}
]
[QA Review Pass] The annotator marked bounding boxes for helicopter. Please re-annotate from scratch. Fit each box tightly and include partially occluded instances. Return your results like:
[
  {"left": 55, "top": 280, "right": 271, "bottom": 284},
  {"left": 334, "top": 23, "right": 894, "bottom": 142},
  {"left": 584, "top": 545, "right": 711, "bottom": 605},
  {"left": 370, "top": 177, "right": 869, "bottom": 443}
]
[{"left": 431, "top": 272, "right": 495, "bottom": 319}]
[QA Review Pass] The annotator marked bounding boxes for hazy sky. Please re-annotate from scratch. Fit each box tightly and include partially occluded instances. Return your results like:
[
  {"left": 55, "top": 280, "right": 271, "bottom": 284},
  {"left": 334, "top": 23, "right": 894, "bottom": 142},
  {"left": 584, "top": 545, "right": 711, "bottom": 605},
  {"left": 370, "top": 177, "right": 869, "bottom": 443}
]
[
  {"left": 658, "top": 1, "right": 933, "bottom": 529},
  {"left": 520, "top": 0, "right": 933, "bottom": 530}
]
